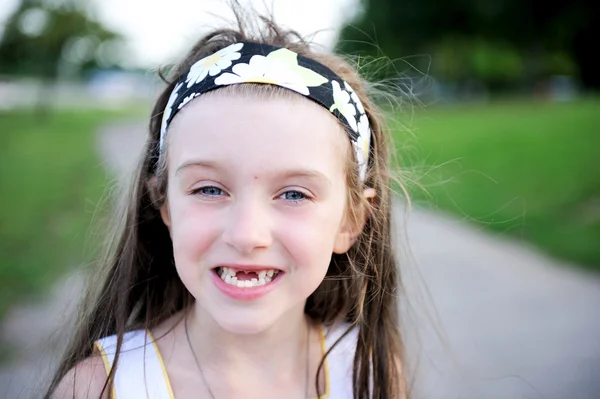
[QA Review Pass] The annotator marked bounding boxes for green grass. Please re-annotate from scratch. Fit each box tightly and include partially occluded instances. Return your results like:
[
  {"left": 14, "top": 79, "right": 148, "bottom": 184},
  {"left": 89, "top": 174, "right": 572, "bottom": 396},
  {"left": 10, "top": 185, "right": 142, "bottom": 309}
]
[
  {"left": 0, "top": 107, "right": 144, "bottom": 320},
  {"left": 393, "top": 98, "right": 600, "bottom": 269}
]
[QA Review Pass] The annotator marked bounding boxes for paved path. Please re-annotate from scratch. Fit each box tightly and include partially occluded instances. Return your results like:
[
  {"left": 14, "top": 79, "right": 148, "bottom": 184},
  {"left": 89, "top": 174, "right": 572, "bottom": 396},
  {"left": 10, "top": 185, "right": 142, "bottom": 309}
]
[
  {"left": 1, "top": 122, "right": 599, "bottom": 399},
  {"left": 399, "top": 209, "right": 600, "bottom": 398}
]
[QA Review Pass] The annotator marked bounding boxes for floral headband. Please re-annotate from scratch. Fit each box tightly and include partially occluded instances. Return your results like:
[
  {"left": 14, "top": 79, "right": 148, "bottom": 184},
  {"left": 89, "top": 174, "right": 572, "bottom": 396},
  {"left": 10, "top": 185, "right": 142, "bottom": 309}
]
[{"left": 160, "top": 42, "right": 371, "bottom": 180}]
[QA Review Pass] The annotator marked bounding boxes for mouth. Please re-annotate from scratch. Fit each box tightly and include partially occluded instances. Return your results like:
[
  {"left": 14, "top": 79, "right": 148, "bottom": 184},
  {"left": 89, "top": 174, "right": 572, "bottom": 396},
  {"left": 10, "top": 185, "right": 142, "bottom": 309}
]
[{"left": 214, "top": 266, "right": 282, "bottom": 288}]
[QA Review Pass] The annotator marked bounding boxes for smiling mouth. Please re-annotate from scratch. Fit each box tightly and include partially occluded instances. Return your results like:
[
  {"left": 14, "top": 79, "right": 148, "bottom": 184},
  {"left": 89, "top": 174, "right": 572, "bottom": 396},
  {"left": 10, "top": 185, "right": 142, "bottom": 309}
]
[{"left": 215, "top": 267, "right": 281, "bottom": 288}]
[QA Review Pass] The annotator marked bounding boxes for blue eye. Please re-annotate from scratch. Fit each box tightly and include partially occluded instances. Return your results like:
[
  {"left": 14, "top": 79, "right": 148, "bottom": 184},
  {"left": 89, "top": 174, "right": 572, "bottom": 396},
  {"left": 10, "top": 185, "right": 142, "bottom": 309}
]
[
  {"left": 281, "top": 190, "right": 306, "bottom": 202},
  {"left": 193, "top": 186, "right": 224, "bottom": 197}
]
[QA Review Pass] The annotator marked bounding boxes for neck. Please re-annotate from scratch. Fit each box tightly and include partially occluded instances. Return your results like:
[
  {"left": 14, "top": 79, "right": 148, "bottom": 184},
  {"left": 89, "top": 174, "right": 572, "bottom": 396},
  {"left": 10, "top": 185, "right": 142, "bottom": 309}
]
[{"left": 186, "top": 302, "right": 310, "bottom": 373}]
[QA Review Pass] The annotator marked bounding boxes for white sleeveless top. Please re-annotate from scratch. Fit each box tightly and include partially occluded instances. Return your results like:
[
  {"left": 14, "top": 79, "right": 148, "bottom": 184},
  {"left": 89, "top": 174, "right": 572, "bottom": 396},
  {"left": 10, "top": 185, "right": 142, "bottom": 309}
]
[{"left": 94, "top": 323, "right": 358, "bottom": 399}]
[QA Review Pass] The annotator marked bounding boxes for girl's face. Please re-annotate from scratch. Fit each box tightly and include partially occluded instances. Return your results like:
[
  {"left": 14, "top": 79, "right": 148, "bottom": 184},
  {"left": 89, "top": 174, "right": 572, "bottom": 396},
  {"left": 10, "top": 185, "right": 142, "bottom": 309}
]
[{"left": 161, "top": 92, "right": 356, "bottom": 334}]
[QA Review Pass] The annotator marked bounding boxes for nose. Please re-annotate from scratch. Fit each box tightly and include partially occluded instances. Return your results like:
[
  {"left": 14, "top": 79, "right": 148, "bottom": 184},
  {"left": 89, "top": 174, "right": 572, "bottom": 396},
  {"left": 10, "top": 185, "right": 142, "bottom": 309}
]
[{"left": 221, "top": 198, "right": 273, "bottom": 255}]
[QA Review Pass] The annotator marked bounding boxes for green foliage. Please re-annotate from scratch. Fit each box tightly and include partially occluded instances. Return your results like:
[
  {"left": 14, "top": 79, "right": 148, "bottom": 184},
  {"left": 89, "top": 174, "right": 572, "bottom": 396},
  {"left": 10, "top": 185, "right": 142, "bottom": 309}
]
[
  {"left": 338, "top": 0, "right": 599, "bottom": 88},
  {"left": 0, "top": 108, "right": 132, "bottom": 319},
  {"left": 0, "top": 0, "right": 121, "bottom": 78},
  {"left": 431, "top": 37, "right": 524, "bottom": 84},
  {"left": 394, "top": 98, "right": 600, "bottom": 268}
]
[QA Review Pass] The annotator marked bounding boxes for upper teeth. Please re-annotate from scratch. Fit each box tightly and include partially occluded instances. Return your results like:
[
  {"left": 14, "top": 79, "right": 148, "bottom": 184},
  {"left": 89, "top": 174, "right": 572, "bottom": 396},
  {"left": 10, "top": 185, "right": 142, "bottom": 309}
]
[{"left": 219, "top": 267, "right": 279, "bottom": 288}]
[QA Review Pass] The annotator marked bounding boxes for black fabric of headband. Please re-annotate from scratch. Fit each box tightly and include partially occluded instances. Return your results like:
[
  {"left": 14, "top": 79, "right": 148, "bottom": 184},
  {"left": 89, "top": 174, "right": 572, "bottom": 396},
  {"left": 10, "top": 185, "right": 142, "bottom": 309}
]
[{"left": 160, "top": 41, "right": 371, "bottom": 179}]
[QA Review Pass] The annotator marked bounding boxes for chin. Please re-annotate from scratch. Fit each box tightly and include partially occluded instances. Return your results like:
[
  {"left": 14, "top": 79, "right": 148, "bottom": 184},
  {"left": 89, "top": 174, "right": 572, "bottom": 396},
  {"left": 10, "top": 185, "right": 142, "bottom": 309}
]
[
  {"left": 210, "top": 307, "right": 279, "bottom": 335},
  {"left": 191, "top": 276, "right": 310, "bottom": 335}
]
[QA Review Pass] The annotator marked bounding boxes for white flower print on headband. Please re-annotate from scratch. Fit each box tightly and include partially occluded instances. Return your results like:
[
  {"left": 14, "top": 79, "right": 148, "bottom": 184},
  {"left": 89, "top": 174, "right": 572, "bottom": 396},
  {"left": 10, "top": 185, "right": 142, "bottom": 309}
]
[
  {"left": 330, "top": 80, "right": 357, "bottom": 132},
  {"left": 185, "top": 43, "right": 243, "bottom": 88},
  {"left": 178, "top": 93, "right": 201, "bottom": 110},
  {"left": 355, "top": 114, "right": 370, "bottom": 180},
  {"left": 214, "top": 48, "right": 328, "bottom": 96},
  {"left": 345, "top": 81, "right": 365, "bottom": 114},
  {"left": 160, "top": 81, "right": 183, "bottom": 150}
]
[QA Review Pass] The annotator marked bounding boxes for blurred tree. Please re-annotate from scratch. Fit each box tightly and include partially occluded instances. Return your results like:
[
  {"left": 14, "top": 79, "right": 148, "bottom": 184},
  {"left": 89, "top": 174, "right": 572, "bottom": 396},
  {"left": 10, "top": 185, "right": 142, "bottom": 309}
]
[
  {"left": 338, "top": 0, "right": 599, "bottom": 90},
  {"left": 0, "top": 0, "right": 122, "bottom": 112}
]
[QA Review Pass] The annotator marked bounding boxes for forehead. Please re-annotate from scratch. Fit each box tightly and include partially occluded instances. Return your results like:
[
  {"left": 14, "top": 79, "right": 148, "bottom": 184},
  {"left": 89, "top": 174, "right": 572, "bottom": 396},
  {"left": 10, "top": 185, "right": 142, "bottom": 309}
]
[{"left": 165, "top": 91, "right": 350, "bottom": 178}]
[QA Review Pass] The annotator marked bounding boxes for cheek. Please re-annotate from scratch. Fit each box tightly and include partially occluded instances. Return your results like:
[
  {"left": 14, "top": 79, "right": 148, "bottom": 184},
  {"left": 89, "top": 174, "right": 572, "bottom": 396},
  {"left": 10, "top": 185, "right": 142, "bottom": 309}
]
[
  {"left": 277, "top": 200, "right": 345, "bottom": 276},
  {"left": 168, "top": 195, "right": 219, "bottom": 270}
]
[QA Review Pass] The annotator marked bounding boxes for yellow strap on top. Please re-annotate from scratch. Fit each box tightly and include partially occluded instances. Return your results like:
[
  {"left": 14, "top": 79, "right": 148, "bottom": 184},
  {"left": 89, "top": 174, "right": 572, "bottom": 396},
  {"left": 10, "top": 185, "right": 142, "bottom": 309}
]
[
  {"left": 147, "top": 330, "right": 176, "bottom": 399},
  {"left": 94, "top": 330, "right": 173, "bottom": 399},
  {"left": 93, "top": 340, "right": 117, "bottom": 399}
]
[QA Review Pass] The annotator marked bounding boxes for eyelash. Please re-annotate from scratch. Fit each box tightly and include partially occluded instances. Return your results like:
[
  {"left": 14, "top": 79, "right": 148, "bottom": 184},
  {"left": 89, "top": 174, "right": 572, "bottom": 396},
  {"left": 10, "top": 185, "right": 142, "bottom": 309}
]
[
  {"left": 191, "top": 186, "right": 311, "bottom": 204},
  {"left": 279, "top": 190, "right": 308, "bottom": 204},
  {"left": 192, "top": 186, "right": 224, "bottom": 198}
]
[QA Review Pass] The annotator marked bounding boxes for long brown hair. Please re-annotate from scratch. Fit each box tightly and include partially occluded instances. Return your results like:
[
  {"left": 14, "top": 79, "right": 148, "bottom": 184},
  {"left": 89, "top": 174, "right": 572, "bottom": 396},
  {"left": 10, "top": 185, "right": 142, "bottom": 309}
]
[{"left": 46, "top": 6, "right": 406, "bottom": 399}]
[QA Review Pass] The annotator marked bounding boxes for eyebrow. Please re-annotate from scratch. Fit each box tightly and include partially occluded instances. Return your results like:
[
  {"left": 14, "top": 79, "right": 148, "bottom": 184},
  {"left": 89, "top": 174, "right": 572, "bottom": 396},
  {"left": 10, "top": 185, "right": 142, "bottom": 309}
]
[
  {"left": 279, "top": 169, "right": 332, "bottom": 188},
  {"left": 175, "top": 160, "right": 221, "bottom": 176},
  {"left": 175, "top": 160, "right": 332, "bottom": 187}
]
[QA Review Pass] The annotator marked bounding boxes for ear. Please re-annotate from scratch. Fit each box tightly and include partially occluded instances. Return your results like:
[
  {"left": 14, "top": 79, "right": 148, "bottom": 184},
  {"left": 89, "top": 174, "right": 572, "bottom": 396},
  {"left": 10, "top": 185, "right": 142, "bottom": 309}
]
[
  {"left": 160, "top": 201, "right": 171, "bottom": 231},
  {"left": 149, "top": 176, "right": 172, "bottom": 230},
  {"left": 333, "top": 188, "right": 376, "bottom": 254}
]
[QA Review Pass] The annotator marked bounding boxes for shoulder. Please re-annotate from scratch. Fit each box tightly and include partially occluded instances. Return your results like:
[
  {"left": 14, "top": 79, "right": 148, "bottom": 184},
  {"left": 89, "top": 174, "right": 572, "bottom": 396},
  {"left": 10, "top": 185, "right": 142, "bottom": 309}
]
[
  {"left": 323, "top": 322, "right": 359, "bottom": 366},
  {"left": 50, "top": 329, "right": 149, "bottom": 399},
  {"left": 324, "top": 321, "right": 359, "bottom": 350},
  {"left": 320, "top": 322, "right": 358, "bottom": 396},
  {"left": 324, "top": 323, "right": 407, "bottom": 398},
  {"left": 51, "top": 356, "right": 110, "bottom": 399}
]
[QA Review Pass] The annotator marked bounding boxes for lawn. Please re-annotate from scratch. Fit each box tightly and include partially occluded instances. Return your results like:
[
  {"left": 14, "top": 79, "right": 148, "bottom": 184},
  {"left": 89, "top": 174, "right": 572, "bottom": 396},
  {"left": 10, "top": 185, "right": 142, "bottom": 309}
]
[
  {"left": 393, "top": 98, "right": 600, "bottom": 269},
  {"left": 0, "top": 107, "right": 145, "bottom": 320}
]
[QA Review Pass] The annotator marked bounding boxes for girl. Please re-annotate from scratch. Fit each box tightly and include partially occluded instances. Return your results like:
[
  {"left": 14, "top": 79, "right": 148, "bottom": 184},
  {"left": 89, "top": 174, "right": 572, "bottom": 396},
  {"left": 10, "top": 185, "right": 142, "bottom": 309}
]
[{"left": 47, "top": 8, "right": 407, "bottom": 399}]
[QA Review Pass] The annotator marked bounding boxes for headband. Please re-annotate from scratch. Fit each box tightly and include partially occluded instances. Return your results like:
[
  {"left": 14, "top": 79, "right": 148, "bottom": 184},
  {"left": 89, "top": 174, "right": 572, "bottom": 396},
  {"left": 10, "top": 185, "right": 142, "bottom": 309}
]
[{"left": 160, "top": 42, "right": 371, "bottom": 180}]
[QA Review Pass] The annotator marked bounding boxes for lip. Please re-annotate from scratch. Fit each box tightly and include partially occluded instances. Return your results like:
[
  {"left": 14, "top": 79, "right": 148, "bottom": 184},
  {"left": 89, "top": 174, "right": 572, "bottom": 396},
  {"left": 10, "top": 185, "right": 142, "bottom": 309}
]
[{"left": 211, "top": 265, "right": 284, "bottom": 301}]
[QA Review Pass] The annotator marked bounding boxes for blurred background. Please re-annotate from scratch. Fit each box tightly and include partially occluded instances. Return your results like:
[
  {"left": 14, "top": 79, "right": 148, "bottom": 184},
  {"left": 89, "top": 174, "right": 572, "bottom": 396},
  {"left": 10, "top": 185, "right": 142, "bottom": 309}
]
[{"left": 0, "top": 0, "right": 598, "bottom": 398}]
